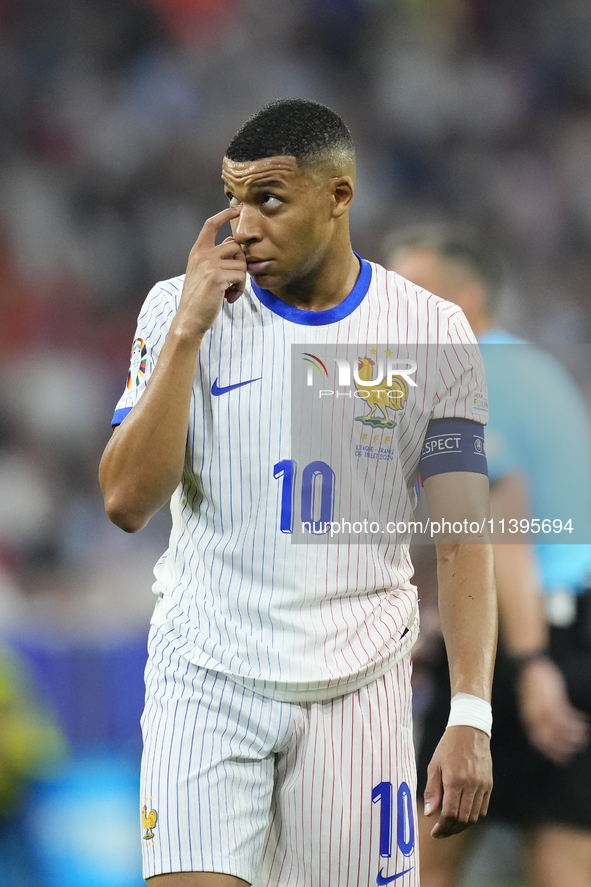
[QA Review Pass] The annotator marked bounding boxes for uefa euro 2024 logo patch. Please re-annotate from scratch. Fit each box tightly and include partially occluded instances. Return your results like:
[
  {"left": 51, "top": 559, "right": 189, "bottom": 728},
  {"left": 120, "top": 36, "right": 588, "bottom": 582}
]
[
  {"left": 473, "top": 392, "right": 488, "bottom": 413},
  {"left": 126, "top": 338, "right": 147, "bottom": 390}
]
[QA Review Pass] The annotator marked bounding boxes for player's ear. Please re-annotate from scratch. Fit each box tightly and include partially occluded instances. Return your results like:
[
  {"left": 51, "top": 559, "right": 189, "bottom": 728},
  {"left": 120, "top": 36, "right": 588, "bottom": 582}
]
[
  {"left": 458, "top": 278, "right": 488, "bottom": 318},
  {"left": 331, "top": 176, "right": 354, "bottom": 218}
]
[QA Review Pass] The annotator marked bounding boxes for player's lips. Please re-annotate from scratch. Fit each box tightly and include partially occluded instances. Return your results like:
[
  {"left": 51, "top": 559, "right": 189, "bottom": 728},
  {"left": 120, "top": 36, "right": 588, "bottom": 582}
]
[{"left": 246, "top": 259, "right": 272, "bottom": 274}]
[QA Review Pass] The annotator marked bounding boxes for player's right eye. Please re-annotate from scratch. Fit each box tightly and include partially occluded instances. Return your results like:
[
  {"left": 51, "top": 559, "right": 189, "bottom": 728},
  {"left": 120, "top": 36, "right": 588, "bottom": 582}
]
[
  {"left": 226, "top": 194, "right": 240, "bottom": 207},
  {"left": 261, "top": 195, "right": 282, "bottom": 209}
]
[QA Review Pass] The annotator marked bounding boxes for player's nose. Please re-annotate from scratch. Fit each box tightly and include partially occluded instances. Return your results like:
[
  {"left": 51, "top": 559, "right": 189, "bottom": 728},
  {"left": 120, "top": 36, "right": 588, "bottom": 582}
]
[{"left": 231, "top": 204, "right": 262, "bottom": 244}]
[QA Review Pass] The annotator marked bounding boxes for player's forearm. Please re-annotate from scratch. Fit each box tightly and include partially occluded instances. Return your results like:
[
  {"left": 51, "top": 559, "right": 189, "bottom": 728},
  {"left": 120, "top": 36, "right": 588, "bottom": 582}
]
[
  {"left": 489, "top": 477, "right": 548, "bottom": 656},
  {"left": 494, "top": 543, "right": 548, "bottom": 656},
  {"left": 99, "top": 325, "right": 203, "bottom": 532},
  {"left": 437, "top": 543, "right": 497, "bottom": 701}
]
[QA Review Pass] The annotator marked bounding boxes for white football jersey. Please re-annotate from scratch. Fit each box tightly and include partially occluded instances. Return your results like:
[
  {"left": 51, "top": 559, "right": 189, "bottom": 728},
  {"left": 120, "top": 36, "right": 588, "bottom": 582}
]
[{"left": 113, "top": 258, "right": 487, "bottom": 701}]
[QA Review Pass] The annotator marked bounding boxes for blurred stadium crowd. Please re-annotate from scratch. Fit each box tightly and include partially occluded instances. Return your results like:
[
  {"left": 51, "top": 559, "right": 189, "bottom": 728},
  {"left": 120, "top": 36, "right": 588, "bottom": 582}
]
[{"left": 2, "top": 0, "right": 591, "bottom": 883}]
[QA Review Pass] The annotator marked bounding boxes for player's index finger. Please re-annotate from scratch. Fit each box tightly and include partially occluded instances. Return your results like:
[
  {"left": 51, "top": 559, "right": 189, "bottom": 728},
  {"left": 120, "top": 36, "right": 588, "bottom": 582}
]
[{"left": 195, "top": 206, "right": 240, "bottom": 248}]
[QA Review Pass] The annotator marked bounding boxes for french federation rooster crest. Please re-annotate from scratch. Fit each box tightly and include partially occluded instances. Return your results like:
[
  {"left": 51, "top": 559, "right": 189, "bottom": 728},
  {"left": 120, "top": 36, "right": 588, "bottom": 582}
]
[
  {"left": 142, "top": 804, "right": 158, "bottom": 840},
  {"left": 354, "top": 357, "right": 409, "bottom": 428}
]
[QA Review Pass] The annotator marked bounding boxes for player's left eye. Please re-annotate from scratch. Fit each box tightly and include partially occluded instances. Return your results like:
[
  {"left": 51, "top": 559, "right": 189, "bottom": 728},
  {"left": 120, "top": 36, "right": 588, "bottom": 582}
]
[{"left": 261, "top": 195, "right": 282, "bottom": 209}]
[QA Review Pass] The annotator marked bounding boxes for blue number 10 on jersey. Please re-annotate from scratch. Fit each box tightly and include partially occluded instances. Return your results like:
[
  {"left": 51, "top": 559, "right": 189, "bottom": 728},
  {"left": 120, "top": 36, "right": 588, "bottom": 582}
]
[
  {"left": 372, "top": 781, "right": 415, "bottom": 858},
  {"left": 274, "top": 459, "right": 336, "bottom": 534}
]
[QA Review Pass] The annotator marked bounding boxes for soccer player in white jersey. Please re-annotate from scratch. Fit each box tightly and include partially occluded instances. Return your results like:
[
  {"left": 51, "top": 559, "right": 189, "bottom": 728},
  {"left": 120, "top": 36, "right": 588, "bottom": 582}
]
[{"left": 99, "top": 99, "right": 497, "bottom": 887}]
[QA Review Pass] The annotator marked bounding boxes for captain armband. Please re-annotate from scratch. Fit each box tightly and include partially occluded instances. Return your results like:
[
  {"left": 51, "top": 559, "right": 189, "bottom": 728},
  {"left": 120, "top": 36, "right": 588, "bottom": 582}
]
[{"left": 419, "top": 418, "right": 488, "bottom": 483}]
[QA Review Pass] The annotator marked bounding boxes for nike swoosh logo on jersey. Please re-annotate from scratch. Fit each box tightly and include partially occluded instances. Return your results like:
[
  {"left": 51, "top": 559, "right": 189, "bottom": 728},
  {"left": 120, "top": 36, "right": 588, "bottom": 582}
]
[
  {"left": 211, "top": 377, "right": 262, "bottom": 396},
  {"left": 376, "top": 866, "right": 414, "bottom": 885}
]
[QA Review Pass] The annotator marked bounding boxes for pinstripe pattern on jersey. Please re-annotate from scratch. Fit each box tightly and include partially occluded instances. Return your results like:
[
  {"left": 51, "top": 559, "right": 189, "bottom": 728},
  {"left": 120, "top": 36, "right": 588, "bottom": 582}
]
[
  {"left": 256, "top": 653, "right": 417, "bottom": 887},
  {"left": 141, "top": 623, "right": 418, "bottom": 887},
  {"left": 114, "top": 261, "right": 487, "bottom": 702}
]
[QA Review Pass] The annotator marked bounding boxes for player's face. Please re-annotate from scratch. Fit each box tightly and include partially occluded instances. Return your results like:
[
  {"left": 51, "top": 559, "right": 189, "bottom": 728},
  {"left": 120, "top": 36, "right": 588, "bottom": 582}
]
[
  {"left": 221, "top": 155, "right": 340, "bottom": 292},
  {"left": 388, "top": 246, "right": 489, "bottom": 331},
  {"left": 387, "top": 247, "right": 465, "bottom": 305}
]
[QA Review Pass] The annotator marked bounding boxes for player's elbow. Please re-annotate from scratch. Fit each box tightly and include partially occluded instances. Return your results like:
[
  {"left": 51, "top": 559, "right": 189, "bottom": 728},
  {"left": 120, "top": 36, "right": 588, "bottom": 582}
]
[
  {"left": 103, "top": 494, "right": 149, "bottom": 533},
  {"left": 434, "top": 542, "right": 462, "bottom": 567},
  {"left": 99, "top": 452, "right": 152, "bottom": 532},
  {"left": 98, "top": 446, "right": 176, "bottom": 533}
]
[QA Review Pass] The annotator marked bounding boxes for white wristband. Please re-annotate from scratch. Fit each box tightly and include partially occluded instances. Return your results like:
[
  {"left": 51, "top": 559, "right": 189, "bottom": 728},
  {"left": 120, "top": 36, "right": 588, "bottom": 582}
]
[{"left": 446, "top": 692, "right": 492, "bottom": 738}]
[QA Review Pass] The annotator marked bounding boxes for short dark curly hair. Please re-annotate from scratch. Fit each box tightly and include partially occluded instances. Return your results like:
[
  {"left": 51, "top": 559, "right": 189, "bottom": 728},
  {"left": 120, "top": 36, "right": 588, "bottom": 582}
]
[{"left": 225, "top": 98, "right": 355, "bottom": 172}]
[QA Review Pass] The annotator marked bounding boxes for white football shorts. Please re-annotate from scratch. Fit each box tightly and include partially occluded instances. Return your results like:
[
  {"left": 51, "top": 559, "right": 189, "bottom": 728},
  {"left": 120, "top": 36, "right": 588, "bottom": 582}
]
[{"left": 140, "top": 623, "right": 419, "bottom": 886}]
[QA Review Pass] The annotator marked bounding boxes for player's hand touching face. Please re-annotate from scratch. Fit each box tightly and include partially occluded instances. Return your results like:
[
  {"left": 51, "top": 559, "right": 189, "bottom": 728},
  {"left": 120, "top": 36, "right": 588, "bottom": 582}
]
[{"left": 176, "top": 206, "right": 247, "bottom": 340}]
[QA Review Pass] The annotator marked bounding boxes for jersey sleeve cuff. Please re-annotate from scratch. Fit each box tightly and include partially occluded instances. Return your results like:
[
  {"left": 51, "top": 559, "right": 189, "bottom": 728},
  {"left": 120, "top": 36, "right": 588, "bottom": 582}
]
[{"left": 112, "top": 406, "right": 133, "bottom": 427}]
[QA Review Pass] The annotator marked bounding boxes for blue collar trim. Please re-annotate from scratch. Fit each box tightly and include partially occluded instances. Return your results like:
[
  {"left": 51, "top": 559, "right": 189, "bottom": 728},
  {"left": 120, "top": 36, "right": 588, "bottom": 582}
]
[{"left": 250, "top": 254, "right": 372, "bottom": 326}]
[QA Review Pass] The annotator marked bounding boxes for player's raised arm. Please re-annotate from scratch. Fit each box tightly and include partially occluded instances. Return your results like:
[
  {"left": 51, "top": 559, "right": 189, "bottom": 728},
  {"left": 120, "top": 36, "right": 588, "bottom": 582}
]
[
  {"left": 99, "top": 207, "right": 246, "bottom": 533},
  {"left": 422, "top": 471, "right": 497, "bottom": 839}
]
